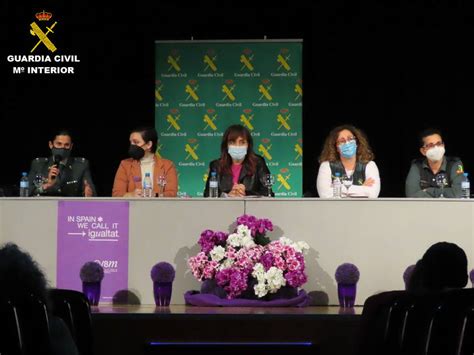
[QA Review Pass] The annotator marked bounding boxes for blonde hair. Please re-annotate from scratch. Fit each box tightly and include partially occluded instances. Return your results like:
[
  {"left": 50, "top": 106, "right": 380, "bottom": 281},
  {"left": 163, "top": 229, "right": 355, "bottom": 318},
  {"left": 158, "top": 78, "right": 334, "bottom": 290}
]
[{"left": 319, "top": 124, "right": 375, "bottom": 163}]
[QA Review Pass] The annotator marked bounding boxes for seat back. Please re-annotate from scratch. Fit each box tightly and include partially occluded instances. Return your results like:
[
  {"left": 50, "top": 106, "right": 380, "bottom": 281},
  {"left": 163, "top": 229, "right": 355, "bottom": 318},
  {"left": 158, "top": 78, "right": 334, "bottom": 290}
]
[{"left": 49, "top": 288, "right": 94, "bottom": 355}]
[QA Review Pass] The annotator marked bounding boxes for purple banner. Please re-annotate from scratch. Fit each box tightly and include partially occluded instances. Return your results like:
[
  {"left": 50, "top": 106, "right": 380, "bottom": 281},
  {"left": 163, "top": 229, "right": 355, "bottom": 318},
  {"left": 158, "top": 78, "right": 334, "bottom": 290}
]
[{"left": 57, "top": 201, "right": 129, "bottom": 303}]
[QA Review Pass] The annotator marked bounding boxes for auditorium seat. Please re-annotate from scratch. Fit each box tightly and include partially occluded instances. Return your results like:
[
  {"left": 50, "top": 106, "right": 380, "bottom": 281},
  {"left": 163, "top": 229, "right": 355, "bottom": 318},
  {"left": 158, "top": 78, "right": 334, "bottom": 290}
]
[
  {"left": 0, "top": 295, "right": 52, "bottom": 355},
  {"left": 358, "top": 289, "right": 474, "bottom": 355},
  {"left": 0, "top": 299, "right": 23, "bottom": 355},
  {"left": 49, "top": 288, "right": 94, "bottom": 355}
]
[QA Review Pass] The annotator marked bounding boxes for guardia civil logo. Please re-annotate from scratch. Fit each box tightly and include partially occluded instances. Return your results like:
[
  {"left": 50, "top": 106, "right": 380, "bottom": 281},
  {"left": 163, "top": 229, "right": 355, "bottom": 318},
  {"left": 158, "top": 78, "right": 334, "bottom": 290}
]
[
  {"left": 167, "top": 50, "right": 181, "bottom": 72},
  {"left": 6, "top": 9, "right": 80, "bottom": 75},
  {"left": 258, "top": 139, "right": 273, "bottom": 161},
  {"left": 30, "top": 10, "right": 57, "bottom": 53},
  {"left": 203, "top": 109, "right": 218, "bottom": 131},
  {"left": 240, "top": 48, "right": 254, "bottom": 71},
  {"left": 185, "top": 139, "right": 200, "bottom": 161},
  {"left": 240, "top": 109, "right": 254, "bottom": 131},
  {"left": 277, "top": 109, "right": 291, "bottom": 131},
  {"left": 166, "top": 109, "right": 181, "bottom": 131},
  {"left": 277, "top": 48, "right": 291, "bottom": 71}
]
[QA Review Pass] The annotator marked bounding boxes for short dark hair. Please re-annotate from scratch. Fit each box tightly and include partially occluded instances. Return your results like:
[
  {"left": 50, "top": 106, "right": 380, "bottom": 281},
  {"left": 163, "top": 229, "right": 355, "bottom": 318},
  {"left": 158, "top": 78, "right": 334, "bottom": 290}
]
[
  {"left": 50, "top": 129, "right": 73, "bottom": 143},
  {"left": 419, "top": 128, "right": 443, "bottom": 147},
  {"left": 131, "top": 127, "right": 158, "bottom": 153},
  {"left": 408, "top": 242, "right": 468, "bottom": 293},
  {"left": 0, "top": 243, "right": 49, "bottom": 303}
]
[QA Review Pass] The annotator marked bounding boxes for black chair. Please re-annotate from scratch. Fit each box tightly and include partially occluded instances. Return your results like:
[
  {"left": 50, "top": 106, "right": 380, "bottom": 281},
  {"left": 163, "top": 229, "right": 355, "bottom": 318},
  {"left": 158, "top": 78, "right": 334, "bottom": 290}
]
[
  {"left": 0, "top": 295, "right": 52, "bottom": 355},
  {"left": 0, "top": 299, "right": 24, "bottom": 355},
  {"left": 49, "top": 288, "right": 94, "bottom": 355},
  {"left": 456, "top": 305, "right": 474, "bottom": 355},
  {"left": 359, "top": 289, "right": 474, "bottom": 355}
]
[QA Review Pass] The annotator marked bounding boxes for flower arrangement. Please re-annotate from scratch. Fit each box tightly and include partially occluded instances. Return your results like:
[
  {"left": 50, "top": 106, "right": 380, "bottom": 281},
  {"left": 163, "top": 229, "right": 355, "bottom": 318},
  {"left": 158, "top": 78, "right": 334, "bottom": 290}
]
[
  {"left": 150, "top": 262, "right": 176, "bottom": 283},
  {"left": 335, "top": 263, "right": 360, "bottom": 285},
  {"left": 79, "top": 261, "right": 104, "bottom": 283},
  {"left": 188, "top": 214, "right": 309, "bottom": 300}
]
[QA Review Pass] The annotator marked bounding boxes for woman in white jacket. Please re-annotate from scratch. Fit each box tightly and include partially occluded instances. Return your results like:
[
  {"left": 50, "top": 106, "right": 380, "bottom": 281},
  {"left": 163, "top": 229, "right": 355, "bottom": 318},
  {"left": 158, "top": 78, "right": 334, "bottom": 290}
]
[{"left": 316, "top": 124, "right": 380, "bottom": 198}]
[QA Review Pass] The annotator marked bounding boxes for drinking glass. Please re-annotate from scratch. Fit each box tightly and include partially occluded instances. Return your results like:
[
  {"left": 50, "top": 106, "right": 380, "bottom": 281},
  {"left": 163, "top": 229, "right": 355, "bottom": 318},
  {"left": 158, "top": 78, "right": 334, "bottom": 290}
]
[{"left": 263, "top": 174, "right": 274, "bottom": 197}]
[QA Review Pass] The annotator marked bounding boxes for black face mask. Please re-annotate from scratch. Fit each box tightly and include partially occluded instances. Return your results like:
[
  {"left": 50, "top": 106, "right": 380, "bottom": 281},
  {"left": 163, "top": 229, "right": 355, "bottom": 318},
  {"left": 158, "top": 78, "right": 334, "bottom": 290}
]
[
  {"left": 51, "top": 148, "right": 71, "bottom": 160},
  {"left": 128, "top": 144, "right": 145, "bottom": 160}
]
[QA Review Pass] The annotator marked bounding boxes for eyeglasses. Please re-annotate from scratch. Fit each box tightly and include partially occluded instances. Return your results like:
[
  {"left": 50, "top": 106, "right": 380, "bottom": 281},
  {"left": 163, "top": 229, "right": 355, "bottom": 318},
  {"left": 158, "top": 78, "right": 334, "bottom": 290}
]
[
  {"left": 423, "top": 141, "right": 444, "bottom": 149},
  {"left": 336, "top": 137, "right": 356, "bottom": 145}
]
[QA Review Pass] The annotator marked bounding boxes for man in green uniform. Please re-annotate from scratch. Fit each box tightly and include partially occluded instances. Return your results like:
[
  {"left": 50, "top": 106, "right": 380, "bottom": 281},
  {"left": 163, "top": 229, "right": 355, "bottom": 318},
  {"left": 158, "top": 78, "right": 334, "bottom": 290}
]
[
  {"left": 28, "top": 130, "right": 96, "bottom": 197},
  {"left": 405, "top": 128, "right": 464, "bottom": 198}
]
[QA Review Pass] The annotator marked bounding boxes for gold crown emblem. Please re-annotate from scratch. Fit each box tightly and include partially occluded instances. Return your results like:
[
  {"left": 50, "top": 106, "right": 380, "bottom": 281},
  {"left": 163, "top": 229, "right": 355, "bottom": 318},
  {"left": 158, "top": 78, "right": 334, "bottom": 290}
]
[{"left": 35, "top": 10, "right": 52, "bottom": 21}]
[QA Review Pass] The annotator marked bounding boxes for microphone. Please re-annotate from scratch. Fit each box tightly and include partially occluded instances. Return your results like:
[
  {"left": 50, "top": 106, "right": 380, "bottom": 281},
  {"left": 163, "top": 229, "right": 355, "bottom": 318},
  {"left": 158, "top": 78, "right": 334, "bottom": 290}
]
[{"left": 51, "top": 155, "right": 62, "bottom": 180}]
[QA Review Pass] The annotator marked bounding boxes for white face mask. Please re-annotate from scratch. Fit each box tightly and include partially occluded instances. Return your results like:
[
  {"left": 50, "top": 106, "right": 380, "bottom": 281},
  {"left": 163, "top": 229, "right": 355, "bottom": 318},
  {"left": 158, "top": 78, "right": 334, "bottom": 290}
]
[{"left": 426, "top": 146, "right": 445, "bottom": 162}]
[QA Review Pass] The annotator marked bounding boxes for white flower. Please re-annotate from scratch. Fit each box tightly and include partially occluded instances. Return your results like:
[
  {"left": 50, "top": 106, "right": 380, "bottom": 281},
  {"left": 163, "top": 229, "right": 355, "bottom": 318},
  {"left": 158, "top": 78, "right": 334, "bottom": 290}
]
[
  {"left": 210, "top": 245, "right": 226, "bottom": 262},
  {"left": 294, "top": 241, "right": 310, "bottom": 254},
  {"left": 279, "top": 237, "right": 293, "bottom": 246},
  {"left": 227, "top": 233, "right": 242, "bottom": 248},
  {"left": 266, "top": 267, "right": 286, "bottom": 293},
  {"left": 252, "top": 263, "right": 266, "bottom": 281},
  {"left": 241, "top": 235, "right": 256, "bottom": 248},
  {"left": 279, "top": 236, "right": 310, "bottom": 254},
  {"left": 254, "top": 282, "right": 268, "bottom": 298},
  {"left": 237, "top": 225, "right": 251, "bottom": 238}
]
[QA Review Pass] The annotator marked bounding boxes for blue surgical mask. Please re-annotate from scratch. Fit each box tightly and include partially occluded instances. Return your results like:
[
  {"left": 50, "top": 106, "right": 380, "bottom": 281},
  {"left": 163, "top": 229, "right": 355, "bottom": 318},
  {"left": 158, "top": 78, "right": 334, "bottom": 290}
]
[
  {"left": 339, "top": 140, "right": 357, "bottom": 158},
  {"left": 228, "top": 145, "right": 247, "bottom": 161}
]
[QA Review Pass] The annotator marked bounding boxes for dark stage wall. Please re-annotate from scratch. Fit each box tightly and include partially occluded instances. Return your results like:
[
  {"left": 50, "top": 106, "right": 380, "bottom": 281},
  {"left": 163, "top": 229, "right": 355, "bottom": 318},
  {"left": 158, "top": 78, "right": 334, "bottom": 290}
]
[{"left": 2, "top": 1, "right": 474, "bottom": 197}]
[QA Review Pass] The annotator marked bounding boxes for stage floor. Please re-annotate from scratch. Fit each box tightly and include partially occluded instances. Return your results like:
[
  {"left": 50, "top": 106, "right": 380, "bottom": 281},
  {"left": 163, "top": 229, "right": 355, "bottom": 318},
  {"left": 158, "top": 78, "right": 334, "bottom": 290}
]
[
  {"left": 92, "top": 304, "right": 363, "bottom": 315},
  {"left": 91, "top": 305, "right": 362, "bottom": 355}
]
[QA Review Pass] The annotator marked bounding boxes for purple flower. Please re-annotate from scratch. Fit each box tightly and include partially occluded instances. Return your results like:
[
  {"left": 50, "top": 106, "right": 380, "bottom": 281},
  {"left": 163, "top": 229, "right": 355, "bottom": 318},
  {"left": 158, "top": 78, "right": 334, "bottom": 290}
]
[
  {"left": 216, "top": 267, "right": 249, "bottom": 299},
  {"left": 260, "top": 253, "right": 274, "bottom": 271},
  {"left": 403, "top": 264, "right": 416, "bottom": 286},
  {"left": 285, "top": 270, "right": 308, "bottom": 288},
  {"left": 236, "top": 214, "right": 273, "bottom": 237},
  {"left": 150, "top": 262, "right": 175, "bottom": 283},
  {"left": 335, "top": 263, "right": 360, "bottom": 285},
  {"left": 198, "top": 229, "right": 228, "bottom": 254},
  {"left": 470, "top": 269, "right": 474, "bottom": 284},
  {"left": 80, "top": 261, "right": 104, "bottom": 283}
]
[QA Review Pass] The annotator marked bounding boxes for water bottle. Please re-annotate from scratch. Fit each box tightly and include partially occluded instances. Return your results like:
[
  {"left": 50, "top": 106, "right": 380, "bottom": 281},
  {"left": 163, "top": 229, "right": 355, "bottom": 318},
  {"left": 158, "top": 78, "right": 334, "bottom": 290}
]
[
  {"left": 461, "top": 172, "right": 470, "bottom": 199},
  {"left": 209, "top": 171, "right": 219, "bottom": 198},
  {"left": 143, "top": 172, "right": 153, "bottom": 198},
  {"left": 20, "top": 172, "right": 29, "bottom": 197},
  {"left": 333, "top": 172, "right": 342, "bottom": 198}
]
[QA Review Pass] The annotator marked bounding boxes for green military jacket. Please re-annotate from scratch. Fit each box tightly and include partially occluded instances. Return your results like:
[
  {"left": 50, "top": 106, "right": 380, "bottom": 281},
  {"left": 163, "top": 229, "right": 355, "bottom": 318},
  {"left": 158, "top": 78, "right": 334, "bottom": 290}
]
[{"left": 28, "top": 156, "right": 97, "bottom": 196}]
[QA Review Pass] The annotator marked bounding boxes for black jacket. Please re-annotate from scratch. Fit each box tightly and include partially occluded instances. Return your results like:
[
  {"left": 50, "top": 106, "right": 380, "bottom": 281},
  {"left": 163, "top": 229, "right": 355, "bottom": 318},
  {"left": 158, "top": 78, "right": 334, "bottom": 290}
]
[
  {"left": 28, "top": 156, "right": 97, "bottom": 197},
  {"left": 203, "top": 155, "right": 274, "bottom": 197}
]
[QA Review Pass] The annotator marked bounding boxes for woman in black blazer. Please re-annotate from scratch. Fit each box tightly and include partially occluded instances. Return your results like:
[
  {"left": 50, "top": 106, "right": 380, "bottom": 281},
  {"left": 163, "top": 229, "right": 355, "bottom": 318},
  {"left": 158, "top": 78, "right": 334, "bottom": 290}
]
[{"left": 204, "top": 124, "right": 274, "bottom": 197}]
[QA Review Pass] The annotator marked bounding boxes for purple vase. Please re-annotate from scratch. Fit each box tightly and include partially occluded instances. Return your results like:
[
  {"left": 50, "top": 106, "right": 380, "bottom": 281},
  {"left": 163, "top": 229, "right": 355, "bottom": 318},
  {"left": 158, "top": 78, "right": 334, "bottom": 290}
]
[
  {"left": 153, "top": 282, "right": 172, "bottom": 306},
  {"left": 82, "top": 281, "right": 101, "bottom": 306},
  {"left": 338, "top": 283, "right": 356, "bottom": 308}
]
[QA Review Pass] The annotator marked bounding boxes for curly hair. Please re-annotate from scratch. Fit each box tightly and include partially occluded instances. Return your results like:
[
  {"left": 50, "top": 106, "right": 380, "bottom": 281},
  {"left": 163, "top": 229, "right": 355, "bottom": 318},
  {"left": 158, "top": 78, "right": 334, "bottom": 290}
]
[
  {"left": 318, "top": 124, "right": 375, "bottom": 163},
  {"left": 0, "top": 243, "right": 49, "bottom": 303}
]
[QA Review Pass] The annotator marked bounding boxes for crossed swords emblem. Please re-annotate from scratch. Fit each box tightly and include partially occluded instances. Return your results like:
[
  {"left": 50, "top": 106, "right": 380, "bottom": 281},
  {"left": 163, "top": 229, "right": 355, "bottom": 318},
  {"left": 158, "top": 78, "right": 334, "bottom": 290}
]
[
  {"left": 203, "top": 114, "right": 217, "bottom": 131},
  {"left": 30, "top": 21, "right": 58, "bottom": 53},
  {"left": 185, "top": 144, "right": 199, "bottom": 161},
  {"left": 204, "top": 55, "right": 217, "bottom": 72},
  {"left": 240, "top": 54, "right": 254, "bottom": 71},
  {"left": 277, "top": 54, "right": 291, "bottom": 71},
  {"left": 222, "top": 84, "right": 236, "bottom": 101},
  {"left": 277, "top": 113, "right": 291, "bottom": 131},
  {"left": 277, "top": 173, "right": 291, "bottom": 190}
]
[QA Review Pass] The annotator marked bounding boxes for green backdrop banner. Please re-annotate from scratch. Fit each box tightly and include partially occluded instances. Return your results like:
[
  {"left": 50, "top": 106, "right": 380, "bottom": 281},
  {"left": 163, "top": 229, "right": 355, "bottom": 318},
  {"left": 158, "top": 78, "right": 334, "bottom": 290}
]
[{"left": 154, "top": 40, "right": 303, "bottom": 197}]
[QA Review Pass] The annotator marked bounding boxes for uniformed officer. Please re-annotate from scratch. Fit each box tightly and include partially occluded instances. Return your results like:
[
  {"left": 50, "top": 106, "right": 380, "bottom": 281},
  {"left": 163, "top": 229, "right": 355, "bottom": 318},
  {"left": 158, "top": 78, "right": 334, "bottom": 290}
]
[
  {"left": 28, "top": 130, "right": 96, "bottom": 197},
  {"left": 405, "top": 128, "right": 464, "bottom": 198}
]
